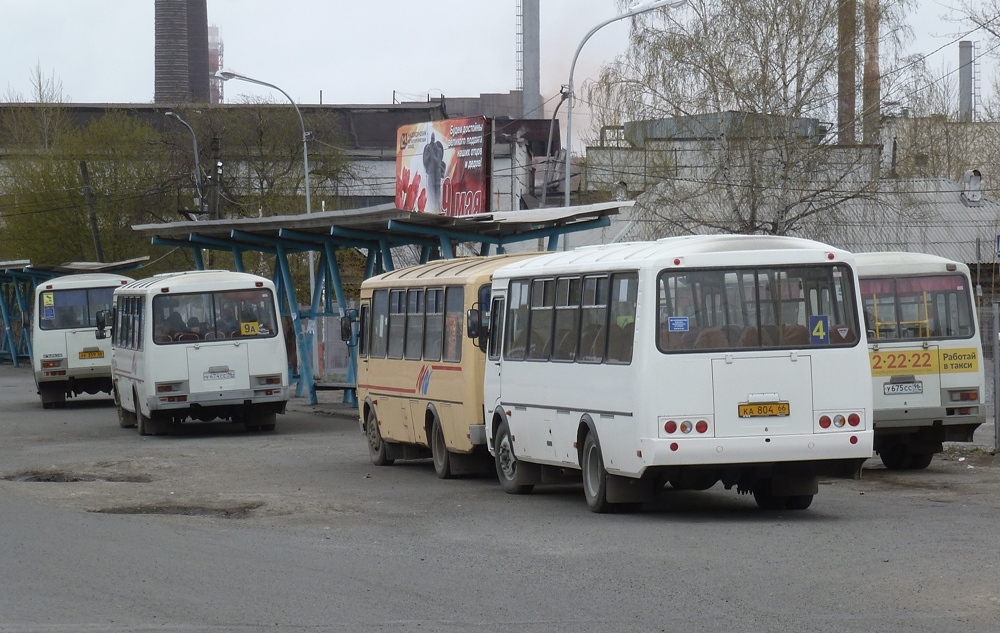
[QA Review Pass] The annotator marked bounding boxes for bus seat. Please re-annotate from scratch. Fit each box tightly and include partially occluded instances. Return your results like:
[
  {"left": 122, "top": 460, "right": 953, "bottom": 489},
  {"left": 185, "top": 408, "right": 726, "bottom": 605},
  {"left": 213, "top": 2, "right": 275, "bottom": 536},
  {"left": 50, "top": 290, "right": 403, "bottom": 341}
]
[
  {"left": 681, "top": 327, "right": 701, "bottom": 349},
  {"left": 780, "top": 324, "right": 809, "bottom": 346},
  {"left": 608, "top": 322, "right": 635, "bottom": 362},
  {"left": 724, "top": 324, "right": 743, "bottom": 345},
  {"left": 155, "top": 335, "right": 172, "bottom": 344},
  {"left": 694, "top": 327, "right": 727, "bottom": 349},
  {"left": 553, "top": 330, "right": 577, "bottom": 359},
  {"left": 738, "top": 326, "right": 773, "bottom": 348},
  {"left": 762, "top": 324, "right": 780, "bottom": 346},
  {"left": 176, "top": 332, "right": 199, "bottom": 342}
]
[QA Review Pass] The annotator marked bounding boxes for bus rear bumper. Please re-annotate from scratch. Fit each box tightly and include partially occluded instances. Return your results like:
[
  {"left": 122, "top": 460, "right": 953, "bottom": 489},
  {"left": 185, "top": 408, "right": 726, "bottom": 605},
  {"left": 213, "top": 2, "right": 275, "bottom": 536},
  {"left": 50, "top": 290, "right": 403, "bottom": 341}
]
[
  {"left": 147, "top": 387, "right": 288, "bottom": 412},
  {"left": 638, "top": 432, "right": 873, "bottom": 475}
]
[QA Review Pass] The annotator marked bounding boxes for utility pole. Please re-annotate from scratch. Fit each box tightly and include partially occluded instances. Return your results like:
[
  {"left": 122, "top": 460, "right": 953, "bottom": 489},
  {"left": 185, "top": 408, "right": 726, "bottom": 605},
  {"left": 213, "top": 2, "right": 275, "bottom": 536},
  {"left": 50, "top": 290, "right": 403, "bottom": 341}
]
[
  {"left": 79, "top": 161, "right": 105, "bottom": 262},
  {"left": 210, "top": 134, "right": 222, "bottom": 219}
]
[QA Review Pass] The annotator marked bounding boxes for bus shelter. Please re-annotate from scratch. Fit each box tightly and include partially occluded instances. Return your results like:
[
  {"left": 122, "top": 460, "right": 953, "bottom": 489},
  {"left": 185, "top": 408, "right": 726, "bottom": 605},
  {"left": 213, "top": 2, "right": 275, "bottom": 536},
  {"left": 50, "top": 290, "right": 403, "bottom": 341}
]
[
  {"left": 0, "top": 258, "right": 148, "bottom": 367},
  {"left": 132, "top": 201, "right": 632, "bottom": 407}
]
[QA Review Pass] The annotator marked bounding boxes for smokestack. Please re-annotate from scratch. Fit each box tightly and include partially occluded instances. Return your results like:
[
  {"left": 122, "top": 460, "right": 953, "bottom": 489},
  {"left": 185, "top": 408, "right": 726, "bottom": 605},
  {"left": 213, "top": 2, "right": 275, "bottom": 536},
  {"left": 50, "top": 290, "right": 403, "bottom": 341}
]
[
  {"left": 861, "top": 0, "right": 880, "bottom": 145},
  {"left": 837, "top": 0, "right": 857, "bottom": 145},
  {"left": 522, "top": 0, "right": 542, "bottom": 118},
  {"left": 154, "top": 0, "right": 210, "bottom": 103},
  {"left": 959, "top": 41, "right": 974, "bottom": 122}
]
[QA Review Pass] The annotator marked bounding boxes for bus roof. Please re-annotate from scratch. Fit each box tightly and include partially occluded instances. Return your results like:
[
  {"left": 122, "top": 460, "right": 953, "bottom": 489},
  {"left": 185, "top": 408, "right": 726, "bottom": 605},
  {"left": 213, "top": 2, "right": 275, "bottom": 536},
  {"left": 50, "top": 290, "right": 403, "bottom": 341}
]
[
  {"left": 119, "top": 270, "right": 274, "bottom": 293},
  {"left": 362, "top": 252, "right": 543, "bottom": 288},
  {"left": 854, "top": 251, "right": 969, "bottom": 276},
  {"left": 35, "top": 273, "right": 134, "bottom": 293},
  {"left": 491, "top": 235, "right": 853, "bottom": 277}
]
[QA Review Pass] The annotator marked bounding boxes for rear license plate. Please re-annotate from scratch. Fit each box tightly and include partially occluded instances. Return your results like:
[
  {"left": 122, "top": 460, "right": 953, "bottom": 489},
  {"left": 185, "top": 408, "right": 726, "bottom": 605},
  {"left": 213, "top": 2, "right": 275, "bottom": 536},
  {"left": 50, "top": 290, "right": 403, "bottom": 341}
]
[
  {"left": 738, "top": 402, "right": 790, "bottom": 418},
  {"left": 884, "top": 382, "right": 923, "bottom": 395},
  {"left": 204, "top": 370, "right": 235, "bottom": 381},
  {"left": 78, "top": 350, "right": 104, "bottom": 359}
]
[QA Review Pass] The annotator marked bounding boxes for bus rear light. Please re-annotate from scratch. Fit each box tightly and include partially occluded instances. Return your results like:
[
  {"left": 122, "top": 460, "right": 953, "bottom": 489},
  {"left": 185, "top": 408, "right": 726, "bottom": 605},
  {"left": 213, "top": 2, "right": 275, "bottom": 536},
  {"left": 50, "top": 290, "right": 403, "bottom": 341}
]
[
  {"left": 848, "top": 413, "right": 860, "bottom": 427},
  {"left": 256, "top": 375, "right": 282, "bottom": 386},
  {"left": 156, "top": 383, "right": 185, "bottom": 393},
  {"left": 850, "top": 436, "right": 859, "bottom": 444},
  {"left": 664, "top": 420, "right": 677, "bottom": 434},
  {"left": 819, "top": 415, "right": 832, "bottom": 429},
  {"left": 833, "top": 415, "right": 846, "bottom": 428},
  {"left": 679, "top": 420, "right": 693, "bottom": 434},
  {"left": 44, "top": 370, "right": 67, "bottom": 377},
  {"left": 955, "top": 407, "right": 972, "bottom": 415},
  {"left": 159, "top": 395, "right": 187, "bottom": 403},
  {"left": 41, "top": 360, "right": 63, "bottom": 369},
  {"left": 950, "top": 391, "right": 978, "bottom": 402},
  {"left": 670, "top": 442, "right": 679, "bottom": 451},
  {"left": 695, "top": 420, "right": 709, "bottom": 434},
  {"left": 255, "top": 281, "right": 264, "bottom": 287}
]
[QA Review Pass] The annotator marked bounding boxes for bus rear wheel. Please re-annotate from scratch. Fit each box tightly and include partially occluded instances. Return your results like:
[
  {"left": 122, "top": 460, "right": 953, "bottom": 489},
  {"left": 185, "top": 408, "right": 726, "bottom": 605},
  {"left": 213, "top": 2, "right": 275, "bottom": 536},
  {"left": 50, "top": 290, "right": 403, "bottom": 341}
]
[
  {"left": 365, "top": 408, "right": 394, "bottom": 466},
  {"left": 494, "top": 420, "right": 533, "bottom": 494},
  {"left": 581, "top": 433, "right": 612, "bottom": 513},
  {"left": 115, "top": 387, "right": 136, "bottom": 428},
  {"left": 878, "top": 444, "right": 913, "bottom": 470},
  {"left": 430, "top": 416, "right": 453, "bottom": 479}
]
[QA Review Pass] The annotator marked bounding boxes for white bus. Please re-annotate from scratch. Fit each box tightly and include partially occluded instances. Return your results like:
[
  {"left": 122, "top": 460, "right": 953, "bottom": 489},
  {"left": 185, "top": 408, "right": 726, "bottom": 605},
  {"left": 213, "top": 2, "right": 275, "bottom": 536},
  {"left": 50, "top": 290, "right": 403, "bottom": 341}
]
[
  {"left": 471, "top": 235, "right": 874, "bottom": 512},
  {"left": 855, "top": 252, "right": 985, "bottom": 470},
  {"left": 32, "top": 273, "right": 133, "bottom": 408},
  {"left": 353, "top": 253, "right": 540, "bottom": 476},
  {"left": 101, "top": 270, "right": 289, "bottom": 435}
]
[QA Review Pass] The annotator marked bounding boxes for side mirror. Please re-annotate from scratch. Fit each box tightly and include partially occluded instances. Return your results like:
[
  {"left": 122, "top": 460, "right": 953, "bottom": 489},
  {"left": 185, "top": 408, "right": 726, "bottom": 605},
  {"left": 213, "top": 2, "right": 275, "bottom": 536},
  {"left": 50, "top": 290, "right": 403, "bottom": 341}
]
[
  {"left": 466, "top": 307, "right": 482, "bottom": 339},
  {"left": 340, "top": 309, "right": 357, "bottom": 342},
  {"left": 95, "top": 310, "right": 109, "bottom": 340}
]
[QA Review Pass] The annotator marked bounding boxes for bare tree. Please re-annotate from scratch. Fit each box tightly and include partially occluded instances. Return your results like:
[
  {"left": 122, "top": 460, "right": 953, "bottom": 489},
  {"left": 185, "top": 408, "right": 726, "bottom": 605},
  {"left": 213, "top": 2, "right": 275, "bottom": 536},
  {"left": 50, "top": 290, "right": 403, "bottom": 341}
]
[{"left": 584, "top": 0, "right": 918, "bottom": 236}]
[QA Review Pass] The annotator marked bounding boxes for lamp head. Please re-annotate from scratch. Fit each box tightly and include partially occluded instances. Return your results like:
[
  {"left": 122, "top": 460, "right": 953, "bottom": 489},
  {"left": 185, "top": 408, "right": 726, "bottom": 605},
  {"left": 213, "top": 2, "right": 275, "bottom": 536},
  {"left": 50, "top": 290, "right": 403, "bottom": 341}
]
[{"left": 218, "top": 71, "right": 237, "bottom": 81}]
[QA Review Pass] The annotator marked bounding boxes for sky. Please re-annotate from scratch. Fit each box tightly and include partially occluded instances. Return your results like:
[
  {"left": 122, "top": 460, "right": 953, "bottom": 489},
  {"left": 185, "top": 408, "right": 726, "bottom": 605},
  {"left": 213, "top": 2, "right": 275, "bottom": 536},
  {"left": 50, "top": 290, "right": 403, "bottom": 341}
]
[{"left": 0, "top": 1, "right": 992, "bottom": 153}]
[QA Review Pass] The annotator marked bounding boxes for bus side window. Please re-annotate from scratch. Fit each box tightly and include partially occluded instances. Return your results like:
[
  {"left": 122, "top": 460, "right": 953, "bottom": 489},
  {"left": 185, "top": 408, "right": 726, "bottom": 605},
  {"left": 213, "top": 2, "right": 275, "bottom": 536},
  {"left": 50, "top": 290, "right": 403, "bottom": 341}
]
[
  {"left": 369, "top": 289, "right": 389, "bottom": 359},
  {"left": 488, "top": 297, "right": 504, "bottom": 361},
  {"left": 358, "top": 304, "right": 369, "bottom": 357},
  {"left": 504, "top": 280, "right": 529, "bottom": 361},
  {"left": 424, "top": 288, "right": 444, "bottom": 361},
  {"left": 607, "top": 273, "right": 637, "bottom": 364},
  {"left": 443, "top": 286, "right": 464, "bottom": 362}
]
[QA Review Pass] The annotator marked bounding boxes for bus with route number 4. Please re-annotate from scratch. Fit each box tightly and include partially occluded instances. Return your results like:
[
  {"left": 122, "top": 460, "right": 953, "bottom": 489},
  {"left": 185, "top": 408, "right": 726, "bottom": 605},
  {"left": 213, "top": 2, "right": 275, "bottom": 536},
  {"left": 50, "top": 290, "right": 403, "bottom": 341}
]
[{"left": 467, "top": 235, "right": 875, "bottom": 512}]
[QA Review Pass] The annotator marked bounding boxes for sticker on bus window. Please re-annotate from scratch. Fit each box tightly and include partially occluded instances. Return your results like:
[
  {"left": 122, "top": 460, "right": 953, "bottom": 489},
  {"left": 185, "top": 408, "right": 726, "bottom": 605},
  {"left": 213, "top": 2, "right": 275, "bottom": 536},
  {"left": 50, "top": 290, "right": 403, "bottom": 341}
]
[
  {"left": 240, "top": 321, "right": 260, "bottom": 336},
  {"left": 43, "top": 307, "right": 55, "bottom": 320},
  {"left": 667, "top": 316, "right": 689, "bottom": 332},
  {"left": 809, "top": 315, "right": 830, "bottom": 345},
  {"left": 42, "top": 292, "right": 54, "bottom": 307}
]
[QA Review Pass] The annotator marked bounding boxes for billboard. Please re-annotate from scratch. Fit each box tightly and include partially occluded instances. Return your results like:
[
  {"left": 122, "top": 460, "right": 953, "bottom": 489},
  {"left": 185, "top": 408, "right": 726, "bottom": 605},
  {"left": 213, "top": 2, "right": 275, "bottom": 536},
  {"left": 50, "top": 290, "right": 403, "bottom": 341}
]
[{"left": 395, "top": 116, "right": 491, "bottom": 216}]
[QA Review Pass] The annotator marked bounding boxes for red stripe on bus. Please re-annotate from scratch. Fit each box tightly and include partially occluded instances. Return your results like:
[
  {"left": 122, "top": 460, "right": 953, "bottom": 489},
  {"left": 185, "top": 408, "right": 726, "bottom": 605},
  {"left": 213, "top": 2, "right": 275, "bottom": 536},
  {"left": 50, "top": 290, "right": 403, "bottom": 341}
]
[
  {"left": 430, "top": 365, "right": 462, "bottom": 371},
  {"left": 358, "top": 384, "right": 417, "bottom": 394}
]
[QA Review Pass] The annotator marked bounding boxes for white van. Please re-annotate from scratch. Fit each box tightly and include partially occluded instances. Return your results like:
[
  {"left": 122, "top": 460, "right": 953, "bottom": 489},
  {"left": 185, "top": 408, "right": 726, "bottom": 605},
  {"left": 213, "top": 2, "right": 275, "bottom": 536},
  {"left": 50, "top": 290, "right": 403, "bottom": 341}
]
[
  {"left": 103, "top": 270, "right": 289, "bottom": 435},
  {"left": 32, "top": 273, "right": 133, "bottom": 408}
]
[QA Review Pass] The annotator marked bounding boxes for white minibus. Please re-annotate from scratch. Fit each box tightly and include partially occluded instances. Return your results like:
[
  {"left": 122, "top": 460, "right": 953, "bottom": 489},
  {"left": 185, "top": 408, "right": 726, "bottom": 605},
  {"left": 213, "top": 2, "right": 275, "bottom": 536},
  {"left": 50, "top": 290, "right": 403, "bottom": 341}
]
[
  {"left": 102, "top": 270, "right": 289, "bottom": 435},
  {"left": 472, "top": 235, "right": 874, "bottom": 512},
  {"left": 855, "top": 252, "right": 985, "bottom": 469},
  {"left": 32, "top": 273, "right": 133, "bottom": 408}
]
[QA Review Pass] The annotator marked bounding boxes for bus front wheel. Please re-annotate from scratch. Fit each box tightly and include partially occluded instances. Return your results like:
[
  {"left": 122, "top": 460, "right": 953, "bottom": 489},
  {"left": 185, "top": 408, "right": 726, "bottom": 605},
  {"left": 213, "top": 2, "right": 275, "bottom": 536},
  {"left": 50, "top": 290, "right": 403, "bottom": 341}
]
[
  {"left": 581, "top": 433, "right": 612, "bottom": 513},
  {"left": 430, "top": 415, "right": 453, "bottom": 479},
  {"left": 365, "top": 408, "right": 394, "bottom": 466},
  {"left": 494, "top": 420, "right": 533, "bottom": 494}
]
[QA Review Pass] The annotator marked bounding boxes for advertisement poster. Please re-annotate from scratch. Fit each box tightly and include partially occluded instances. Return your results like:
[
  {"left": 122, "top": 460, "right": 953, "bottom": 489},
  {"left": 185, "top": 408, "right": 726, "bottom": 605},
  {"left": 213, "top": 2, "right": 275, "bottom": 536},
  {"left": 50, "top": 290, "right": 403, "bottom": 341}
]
[{"left": 395, "top": 116, "right": 491, "bottom": 217}]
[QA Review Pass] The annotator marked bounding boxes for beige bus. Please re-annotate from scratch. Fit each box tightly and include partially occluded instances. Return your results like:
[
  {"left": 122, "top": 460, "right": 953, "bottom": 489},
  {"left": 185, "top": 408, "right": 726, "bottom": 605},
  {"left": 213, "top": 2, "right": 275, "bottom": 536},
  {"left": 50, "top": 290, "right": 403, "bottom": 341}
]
[{"left": 354, "top": 253, "right": 540, "bottom": 477}]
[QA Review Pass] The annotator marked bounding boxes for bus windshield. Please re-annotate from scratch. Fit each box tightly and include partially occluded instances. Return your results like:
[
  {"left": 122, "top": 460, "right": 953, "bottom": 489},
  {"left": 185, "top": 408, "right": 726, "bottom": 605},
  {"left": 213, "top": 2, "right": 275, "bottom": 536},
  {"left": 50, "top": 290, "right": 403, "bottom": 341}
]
[
  {"left": 657, "top": 264, "right": 859, "bottom": 351},
  {"left": 38, "top": 287, "right": 116, "bottom": 331},
  {"left": 152, "top": 289, "right": 278, "bottom": 343},
  {"left": 859, "top": 274, "right": 974, "bottom": 340}
]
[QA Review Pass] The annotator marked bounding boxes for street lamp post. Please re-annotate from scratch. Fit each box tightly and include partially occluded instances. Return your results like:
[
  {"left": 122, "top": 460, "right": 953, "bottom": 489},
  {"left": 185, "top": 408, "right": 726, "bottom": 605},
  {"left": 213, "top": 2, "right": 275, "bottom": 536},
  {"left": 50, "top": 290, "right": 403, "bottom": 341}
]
[
  {"left": 563, "top": 0, "right": 688, "bottom": 208},
  {"left": 217, "top": 71, "right": 315, "bottom": 294},
  {"left": 165, "top": 111, "right": 206, "bottom": 217}
]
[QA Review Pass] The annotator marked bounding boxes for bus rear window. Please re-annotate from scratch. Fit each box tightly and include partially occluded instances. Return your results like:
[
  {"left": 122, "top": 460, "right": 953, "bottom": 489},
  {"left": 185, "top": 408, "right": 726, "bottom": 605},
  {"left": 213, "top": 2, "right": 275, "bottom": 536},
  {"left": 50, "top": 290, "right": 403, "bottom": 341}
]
[
  {"left": 657, "top": 265, "right": 859, "bottom": 352},
  {"left": 152, "top": 289, "right": 278, "bottom": 344},
  {"left": 859, "top": 274, "right": 974, "bottom": 340},
  {"left": 38, "top": 287, "right": 115, "bottom": 331}
]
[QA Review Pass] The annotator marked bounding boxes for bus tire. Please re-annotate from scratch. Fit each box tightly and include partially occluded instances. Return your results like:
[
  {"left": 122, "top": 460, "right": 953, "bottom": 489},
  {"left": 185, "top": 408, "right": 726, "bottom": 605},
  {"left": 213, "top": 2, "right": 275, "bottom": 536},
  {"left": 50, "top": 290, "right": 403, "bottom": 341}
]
[
  {"left": 135, "top": 390, "right": 152, "bottom": 437},
  {"left": 581, "top": 432, "right": 612, "bottom": 513},
  {"left": 365, "top": 408, "right": 394, "bottom": 466},
  {"left": 752, "top": 479, "right": 785, "bottom": 510},
  {"left": 878, "top": 444, "right": 912, "bottom": 470},
  {"left": 494, "top": 420, "right": 533, "bottom": 494},
  {"left": 116, "top": 387, "right": 136, "bottom": 428},
  {"left": 784, "top": 494, "right": 814, "bottom": 510},
  {"left": 908, "top": 452, "right": 933, "bottom": 470},
  {"left": 430, "top": 415, "right": 453, "bottom": 479}
]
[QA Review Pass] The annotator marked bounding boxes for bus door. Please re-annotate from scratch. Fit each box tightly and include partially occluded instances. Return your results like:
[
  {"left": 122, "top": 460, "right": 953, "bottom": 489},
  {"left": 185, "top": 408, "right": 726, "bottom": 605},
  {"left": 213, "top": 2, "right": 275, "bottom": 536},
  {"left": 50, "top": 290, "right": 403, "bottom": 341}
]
[
  {"left": 484, "top": 294, "right": 505, "bottom": 421},
  {"left": 356, "top": 301, "right": 370, "bottom": 391}
]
